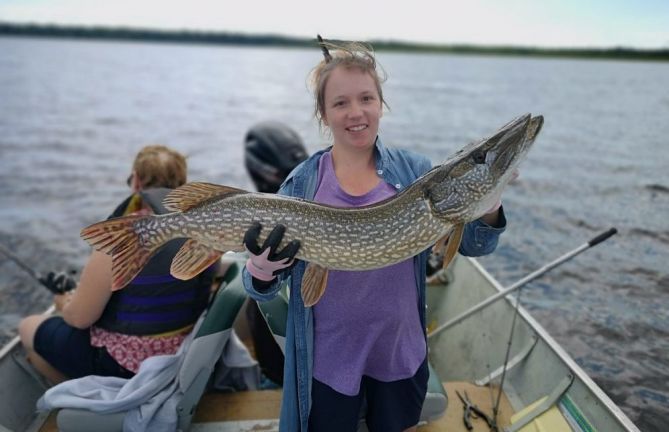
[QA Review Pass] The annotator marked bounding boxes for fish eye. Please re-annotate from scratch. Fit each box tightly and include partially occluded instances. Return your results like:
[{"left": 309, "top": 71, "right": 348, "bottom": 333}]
[{"left": 472, "top": 151, "right": 487, "bottom": 164}]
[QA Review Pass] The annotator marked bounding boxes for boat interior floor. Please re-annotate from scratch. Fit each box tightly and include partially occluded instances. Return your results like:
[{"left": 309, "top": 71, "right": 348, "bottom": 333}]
[{"left": 38, "top": 381, "right": 514, "bottom": 432}]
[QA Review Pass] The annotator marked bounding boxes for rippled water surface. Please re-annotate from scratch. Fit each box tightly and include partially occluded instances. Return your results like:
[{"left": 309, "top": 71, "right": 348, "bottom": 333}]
[{"left": 0, "top": 37, "right": 667, "bottom": 431}]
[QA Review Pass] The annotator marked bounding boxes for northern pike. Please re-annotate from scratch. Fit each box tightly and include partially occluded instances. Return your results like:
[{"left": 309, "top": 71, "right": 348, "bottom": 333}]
[{"left": 81, "top": 114, "right": 543, "bottom": 306}]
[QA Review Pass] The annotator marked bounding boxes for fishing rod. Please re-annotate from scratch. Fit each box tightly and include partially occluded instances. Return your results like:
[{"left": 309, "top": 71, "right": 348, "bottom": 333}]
[
  {"left": 0, "top": 242, "right": 75, "bottom": 293},
  {"left": 490, "top": 228, "right": 616, "bottom": 429},
  {"left": 492, "top": 266, "right": 526, "bottom": 429},
  {"left": 0, "top": 242, "right": 47, "bottom": 286},
  {"left": 427, "top": 227, "right": 618, "bottom": 339}
]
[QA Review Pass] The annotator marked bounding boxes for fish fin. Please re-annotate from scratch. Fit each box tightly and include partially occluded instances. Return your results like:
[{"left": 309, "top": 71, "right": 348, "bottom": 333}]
[
  {"left": 301, "top": 263, "right": 329, "bottom": 307},
  {"left": 163, "top": 182, "right": 248, "bottom": 212},
  {"left": 442, "top": 223, "right": 464, "bottom": 269},
  {"left": 80, "top": 215, "right": 163, "bottom": 291},
  {"left": 171, "top": 239, "right": 223, "bottom": 280}
]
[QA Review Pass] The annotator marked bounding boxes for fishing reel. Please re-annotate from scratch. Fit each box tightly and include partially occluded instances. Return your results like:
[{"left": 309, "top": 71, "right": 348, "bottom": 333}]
[{"left": 39, "top": 270, "right": 77, "bottom": 294}]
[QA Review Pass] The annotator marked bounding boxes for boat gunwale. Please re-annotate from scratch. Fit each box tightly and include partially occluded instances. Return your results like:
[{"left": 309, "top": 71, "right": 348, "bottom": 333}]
[
  {"left": 466, "top": 257, "right": 640, "bottom": 432},
  {"left": 0, "top": 306, "right": 54, "bottom": 361}
]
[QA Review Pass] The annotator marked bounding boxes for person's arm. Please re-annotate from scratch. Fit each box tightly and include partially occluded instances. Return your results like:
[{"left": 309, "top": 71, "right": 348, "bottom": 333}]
[
  {"left": 242, "top": 266, "right": 289, "bottom": 301},
  {"left": 459, "top": 207, "right": 507, "bottom": 257},
  {"left": 60, "top": 250, "right": 113, "bottom": 329}
]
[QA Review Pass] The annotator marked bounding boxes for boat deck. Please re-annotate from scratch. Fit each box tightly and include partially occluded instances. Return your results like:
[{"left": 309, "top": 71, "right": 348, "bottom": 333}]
[
  {"left": 37, "top": 320, "right": 515, "bottom": 431},
  {"left": 38, "top": 381, "right": 514, "bottom": 431}
]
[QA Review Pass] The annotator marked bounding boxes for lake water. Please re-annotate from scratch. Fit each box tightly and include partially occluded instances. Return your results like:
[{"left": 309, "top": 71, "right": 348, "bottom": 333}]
[{"left": 0, "top": 36, "right": 667, "bottom": 431}]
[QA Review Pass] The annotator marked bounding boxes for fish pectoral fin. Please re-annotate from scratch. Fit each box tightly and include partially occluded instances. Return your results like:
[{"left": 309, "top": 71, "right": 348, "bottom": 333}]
[
  {"left": 441, "top": 223, "right": 464, "bottom": 269},
  {"left": 171, "top": 239, "right": 223, "bottom": 280},
  {"left": 163, "top": 182, "right": 248, "bottom": 212},
  {"left": 301, "top": 263, "right": 329, "bottom": 307}
]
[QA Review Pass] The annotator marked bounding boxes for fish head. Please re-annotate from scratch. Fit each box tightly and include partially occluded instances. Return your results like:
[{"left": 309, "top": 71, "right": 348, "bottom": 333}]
[{"left": 424, "top": 113, "right": 543, "bottom": 222}]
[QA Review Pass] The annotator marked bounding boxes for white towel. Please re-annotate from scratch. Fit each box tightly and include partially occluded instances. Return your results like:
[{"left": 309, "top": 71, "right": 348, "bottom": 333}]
[{"left": 37, "top": 318, "right": 200, "bottom": 432}]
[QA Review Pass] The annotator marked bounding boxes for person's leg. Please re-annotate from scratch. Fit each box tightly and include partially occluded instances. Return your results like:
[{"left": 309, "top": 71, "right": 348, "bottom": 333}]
[
  {"left": 309, "top": 377, "right": 364, "bottom": 432},
  {"left": 365, "top": 359, "right": 429, "bottom": 432},
  {"left": 19, "top": 314, "right": 68, "bottom": 384}
]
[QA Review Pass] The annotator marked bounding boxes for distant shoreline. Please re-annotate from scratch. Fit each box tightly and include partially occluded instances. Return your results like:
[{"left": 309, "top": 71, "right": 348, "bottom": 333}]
[{"left": 2, "top": 22, "right": 668, "bottom": 62}]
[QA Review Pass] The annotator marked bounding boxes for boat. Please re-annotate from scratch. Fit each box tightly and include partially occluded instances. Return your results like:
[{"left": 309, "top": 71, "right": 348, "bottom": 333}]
[{"left": 0, "top": 254, "right": 641, "bottom": 432}]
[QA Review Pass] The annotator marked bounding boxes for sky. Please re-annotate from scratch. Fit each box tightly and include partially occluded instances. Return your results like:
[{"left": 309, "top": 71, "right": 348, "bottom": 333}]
[{"left": 0, "top": 0, "right": 668, "bottom": 49}]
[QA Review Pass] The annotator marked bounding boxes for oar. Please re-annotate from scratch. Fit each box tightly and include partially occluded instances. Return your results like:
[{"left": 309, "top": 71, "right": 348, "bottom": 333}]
[{"left": 427, "top": 227, "right": 618, "bottom": 339}]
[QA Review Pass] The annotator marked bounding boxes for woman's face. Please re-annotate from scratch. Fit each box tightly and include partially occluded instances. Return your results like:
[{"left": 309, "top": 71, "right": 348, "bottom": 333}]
[{"left": 322, "top": 66, "right": 382, "bottom": 152}]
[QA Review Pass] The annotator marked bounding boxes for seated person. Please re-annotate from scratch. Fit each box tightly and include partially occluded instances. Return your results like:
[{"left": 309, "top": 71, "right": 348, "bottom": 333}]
[{"left": 18, "top": 145, "right": 215, "bottom": 384}]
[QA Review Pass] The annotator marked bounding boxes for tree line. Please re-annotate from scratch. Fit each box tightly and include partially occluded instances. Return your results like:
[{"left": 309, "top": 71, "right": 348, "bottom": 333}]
[{"left": 1, "top": 22, "right": 667, "bottom": 62}]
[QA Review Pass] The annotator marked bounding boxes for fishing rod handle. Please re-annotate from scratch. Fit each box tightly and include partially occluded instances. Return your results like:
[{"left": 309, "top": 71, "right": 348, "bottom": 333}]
[{"left": 588, "top": 227, "right": 617, "bottom": 247}]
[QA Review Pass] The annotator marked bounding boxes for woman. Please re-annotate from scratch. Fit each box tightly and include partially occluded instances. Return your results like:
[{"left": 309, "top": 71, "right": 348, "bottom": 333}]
[
  {"left": 242, "top": 40, "right": 509, "bottom": 431},
  {"left": 19, "top": 145, "right": 215, "bottom": 384}
]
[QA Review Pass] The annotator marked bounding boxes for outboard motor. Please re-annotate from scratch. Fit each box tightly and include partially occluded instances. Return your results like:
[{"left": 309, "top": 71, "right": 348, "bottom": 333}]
[{"left": 244, "top": 121, "right": 308, "bottom": 193}]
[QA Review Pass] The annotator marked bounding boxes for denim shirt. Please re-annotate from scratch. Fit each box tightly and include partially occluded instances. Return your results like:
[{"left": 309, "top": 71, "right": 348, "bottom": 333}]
[{"left": 242, "top": 138, "right": 506, "bottom": 431}]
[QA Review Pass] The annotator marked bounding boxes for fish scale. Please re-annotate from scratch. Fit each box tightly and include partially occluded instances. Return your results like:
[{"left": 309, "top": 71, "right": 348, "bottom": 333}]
[
  {"left": 81, "top": 114, "right": 543, "bottom": 291},
  {"left": 143, "top": 189, "right": 446, "bottom": 270}
]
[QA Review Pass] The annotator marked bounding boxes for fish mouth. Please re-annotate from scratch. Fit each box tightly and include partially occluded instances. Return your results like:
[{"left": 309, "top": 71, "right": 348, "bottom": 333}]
[{"left": 489, "top": 114, "right": 543, "bottom": 176}]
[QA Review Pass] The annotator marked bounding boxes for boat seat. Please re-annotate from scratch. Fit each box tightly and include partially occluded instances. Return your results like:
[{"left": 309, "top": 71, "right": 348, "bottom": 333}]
[
  {"left": 256, "top": 288, "right": 449, "bottom": 424},
  {"left": 56, "top": 262, "right": 247, "bottom": 432}
]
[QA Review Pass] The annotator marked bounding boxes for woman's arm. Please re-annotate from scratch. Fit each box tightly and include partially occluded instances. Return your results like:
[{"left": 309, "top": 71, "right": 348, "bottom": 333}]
[
  {"left": 60, "top": 250, "right": 113, "bottom": 329},
  {"left": 459, "top": 207, "right": 507, "bottom": 257}
]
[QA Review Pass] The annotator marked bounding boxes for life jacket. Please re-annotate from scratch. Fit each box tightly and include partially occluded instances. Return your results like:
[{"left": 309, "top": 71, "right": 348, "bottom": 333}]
[{"left": 95, "top": 188, "right": 213, "bottom": 335}]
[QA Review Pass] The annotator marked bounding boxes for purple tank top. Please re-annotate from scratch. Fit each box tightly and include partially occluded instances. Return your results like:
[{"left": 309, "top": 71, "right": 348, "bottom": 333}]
[{"left": 312, "top": 151, "right": 426, "bottom": 396}]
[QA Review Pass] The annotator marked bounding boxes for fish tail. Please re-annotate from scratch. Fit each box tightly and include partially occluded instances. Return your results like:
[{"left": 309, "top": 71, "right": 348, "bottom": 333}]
[{"left": 80, "top": 215, "right": 165, "bottom": 290}]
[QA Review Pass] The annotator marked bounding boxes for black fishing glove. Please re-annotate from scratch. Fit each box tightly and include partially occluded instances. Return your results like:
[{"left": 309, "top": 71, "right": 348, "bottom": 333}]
[
  {"left": 39, "top": 271, "right": 77, "bottom": 295},
  {"left": 244, "top": 222, "right": 300, "bottom": 291}
]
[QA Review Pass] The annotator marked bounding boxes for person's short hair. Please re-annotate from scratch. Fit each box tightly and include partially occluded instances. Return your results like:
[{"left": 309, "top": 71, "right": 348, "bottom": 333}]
[
  {"left": 132, "top": 145, "right": 187, "bottom": 189},
  {"left": 310, "top": 40, "right": 388, "bottom": 129}
]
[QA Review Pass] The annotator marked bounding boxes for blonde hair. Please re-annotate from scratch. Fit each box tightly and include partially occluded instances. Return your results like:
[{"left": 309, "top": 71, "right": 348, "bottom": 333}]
[
  {"left": 132, "top": 145, "right": 187, "bottom": 189},
  {"left": 310, "top": 39, "right": 388, "bottom": 128}
]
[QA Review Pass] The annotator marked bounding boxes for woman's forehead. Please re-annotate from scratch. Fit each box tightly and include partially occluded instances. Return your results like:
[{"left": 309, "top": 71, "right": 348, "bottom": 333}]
[{"left": 325, "top": 66, "right": 378, "bottom": 99}]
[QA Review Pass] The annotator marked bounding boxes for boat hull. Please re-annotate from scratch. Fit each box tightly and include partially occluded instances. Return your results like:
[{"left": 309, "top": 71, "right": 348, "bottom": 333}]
[{"left": 0, "top": 257, "right": 640, "bottom": 431}]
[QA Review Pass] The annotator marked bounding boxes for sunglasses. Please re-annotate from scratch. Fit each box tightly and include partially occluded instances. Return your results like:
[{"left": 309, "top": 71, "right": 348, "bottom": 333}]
[{"left": 126, "top": 173, "right": 133, "bottom": 187}]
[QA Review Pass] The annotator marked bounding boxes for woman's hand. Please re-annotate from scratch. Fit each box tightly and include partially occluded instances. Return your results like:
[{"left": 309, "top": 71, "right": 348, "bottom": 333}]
[{"left": 244, "top": 222, "right": 300, "bottom": 282}]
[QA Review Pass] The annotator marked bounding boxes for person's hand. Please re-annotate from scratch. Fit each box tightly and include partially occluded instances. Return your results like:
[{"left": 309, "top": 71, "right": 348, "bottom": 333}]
[
  {"left": 244, "top": 222, "right": 300, "bottom": 282},
  {"left": 485, "top": 169, "right": 519, "bottom": 214},
  {"left": 53, "top": 291, "right": 75, "bottom": 312},
  {"left": 39, "top": 271, "right": 77, "bottom": 295}
]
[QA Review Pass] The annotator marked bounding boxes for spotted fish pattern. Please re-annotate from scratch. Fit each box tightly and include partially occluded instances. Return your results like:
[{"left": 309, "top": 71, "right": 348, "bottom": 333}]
[{"left": 81, "top": 114, "right": 543, "bottom": 293}]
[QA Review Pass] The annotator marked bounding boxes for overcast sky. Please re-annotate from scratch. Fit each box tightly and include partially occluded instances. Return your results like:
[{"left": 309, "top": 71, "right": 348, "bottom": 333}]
[{"left": 1, "top": 0, "right": 667, "bottom": 49}]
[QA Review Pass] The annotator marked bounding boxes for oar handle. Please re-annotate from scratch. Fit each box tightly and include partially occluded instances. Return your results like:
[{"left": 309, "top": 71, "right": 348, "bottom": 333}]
[{"left": 588, "top": 227, "right": 617, "bottom": 247}]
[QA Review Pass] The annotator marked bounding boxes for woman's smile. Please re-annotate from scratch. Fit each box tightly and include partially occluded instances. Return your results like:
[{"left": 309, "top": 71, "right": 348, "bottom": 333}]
[{"left": 322, "top": 66, "right": 383, "bottom": 151}]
